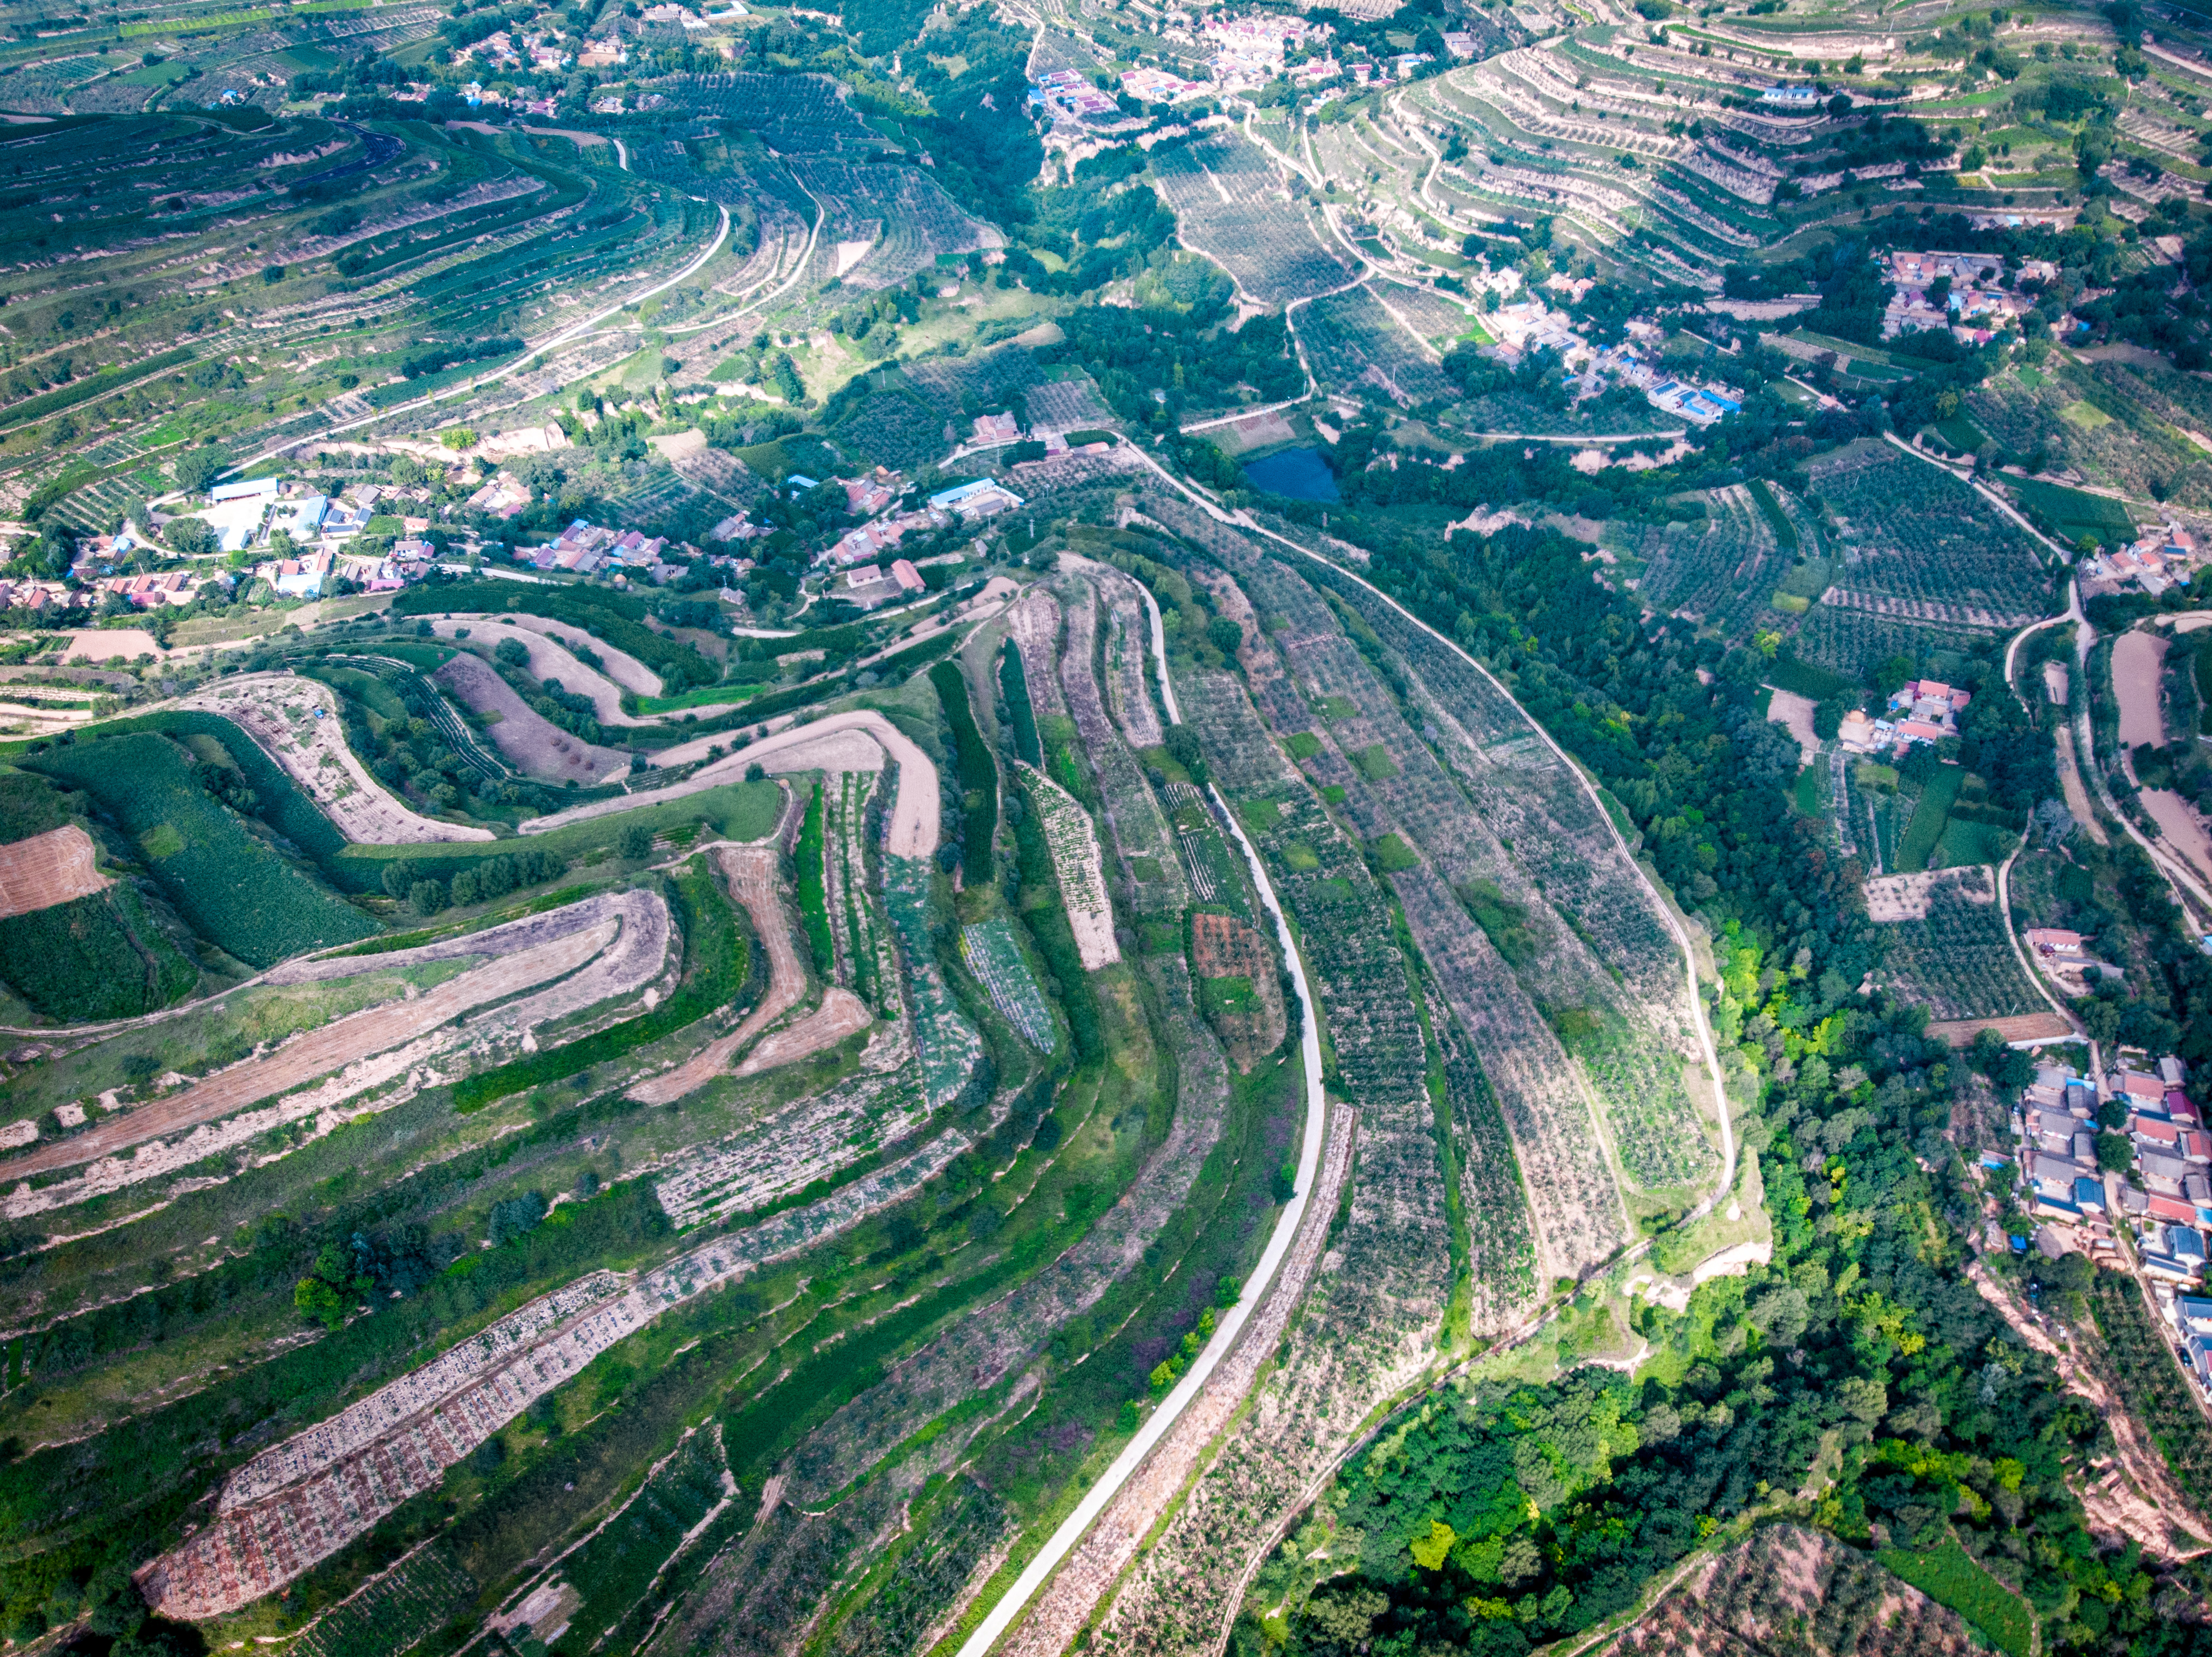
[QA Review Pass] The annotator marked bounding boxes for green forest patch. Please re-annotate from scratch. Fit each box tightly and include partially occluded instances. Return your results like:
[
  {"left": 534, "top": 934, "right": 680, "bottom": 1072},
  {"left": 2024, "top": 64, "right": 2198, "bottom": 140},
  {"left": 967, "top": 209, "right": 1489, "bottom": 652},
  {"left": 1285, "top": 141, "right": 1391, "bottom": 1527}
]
[
  {"left": 29, "top": 732, "right": 376, "bottom": 967},
  {"left": 1878, "top": 1542, "right": 2033, "bottom": 1657}
]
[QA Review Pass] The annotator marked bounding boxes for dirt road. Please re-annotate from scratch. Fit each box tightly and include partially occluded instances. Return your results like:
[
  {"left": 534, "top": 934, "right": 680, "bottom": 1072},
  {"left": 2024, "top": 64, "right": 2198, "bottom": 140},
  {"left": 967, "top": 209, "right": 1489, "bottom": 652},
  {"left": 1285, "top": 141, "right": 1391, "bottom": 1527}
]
[
  {"left": 629, "top": 847, "right": 805, "bottom": 1104},
  {"left": 736, "top": 987, "right": 870, "bottom": 1076},
  {"left": 525, "top": 710, "right": 939, "bottom": 858}
]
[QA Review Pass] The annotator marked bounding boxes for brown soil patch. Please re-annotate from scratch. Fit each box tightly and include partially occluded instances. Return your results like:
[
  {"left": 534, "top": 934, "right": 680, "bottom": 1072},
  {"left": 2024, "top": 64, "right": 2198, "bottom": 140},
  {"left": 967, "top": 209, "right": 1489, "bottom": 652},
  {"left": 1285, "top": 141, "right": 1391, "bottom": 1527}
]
[
  {"left": 737, "top": 986, "right": 870, "bottom": 1075},
  {"left": 1190, "top": 912, "right": 1286, "bottom": 1073},
  {"left": 2116, "top": 630, "right": 2169, "bottom": 750},
  {"left": 427, "top": 619, "right": 646, "bottom": 726},
  {"left": 0, "top": 825, "right": 107, "bottom": 919},
  {"left": 1927, "top": 1012, "right": 2076, "bottom": 1046},
  {"left": 630, "top": 846, "right": 804, "bottom": 1104},
  {"left": 432, "top": 653, "right": 630, "bottom": 784}
]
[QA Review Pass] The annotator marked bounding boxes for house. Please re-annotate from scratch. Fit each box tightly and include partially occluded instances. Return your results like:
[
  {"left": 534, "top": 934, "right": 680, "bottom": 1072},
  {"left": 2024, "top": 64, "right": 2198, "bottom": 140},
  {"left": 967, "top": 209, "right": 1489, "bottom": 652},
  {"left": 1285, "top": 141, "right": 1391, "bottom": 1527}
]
[
  {"left": 2149, "top": 1191, "right": 2202, "bottom": 1226},
  {"left": 467, "top": 474, "right": 532, "bottom": 518},
  {"left": 972, "top": 412, "right": 1021, "bottom": 444},
  {"left": 267, "top": 494, "right": 327, "bottom": 543},
  {"left": 2033, "top": 1152, "right": 2082, "bottom": 1198},
  {"left": 2074, "top": 1176, "right": 2107, "bottom": 1213},
  {"left": 2163, "top": 1056, "right": 2190, "bottom": 1087},
  {"left": 267, "top": 551, "right": 333, "bottom": 599},
  {"left": 840, "top": 565, "right": 906, "bottom": 610},
  {"left": 2175, "top": 1294, "right": 2212, "bottom": 1333},
  {"left": 929, "top": 479, "right": 1024, "bottom": 521},
  {"left": 889, "top": 558, "right": 925, "bottom": 596},
  {"left": 209, "top": 478, "right": 279, "bottom": 506},
  {"left": 2119, "top": 1070, "right": 2169, "bottom": 1105}
]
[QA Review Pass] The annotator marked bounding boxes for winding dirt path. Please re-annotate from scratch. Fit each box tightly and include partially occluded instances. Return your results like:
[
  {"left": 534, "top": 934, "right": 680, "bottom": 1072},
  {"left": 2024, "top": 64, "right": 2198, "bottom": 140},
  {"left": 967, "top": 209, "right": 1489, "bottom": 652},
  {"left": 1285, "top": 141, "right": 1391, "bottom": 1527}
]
[
  {"left": 628, "top": 847, "right": 805, "bottom": 1104},
  {"left": 525, "top": 710, "right": 940, "bottom": 858}
]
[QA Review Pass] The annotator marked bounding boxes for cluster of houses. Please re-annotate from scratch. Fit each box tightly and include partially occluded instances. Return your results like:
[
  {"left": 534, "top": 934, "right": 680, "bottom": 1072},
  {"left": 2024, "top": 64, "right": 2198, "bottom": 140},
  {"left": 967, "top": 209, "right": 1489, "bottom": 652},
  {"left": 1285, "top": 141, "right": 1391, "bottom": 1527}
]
[
  {"left": 1836, "top": 678, "right": 1972, "bottom": 757},
  {"left": 510, "top": 518, "right": 673, "bottom": 578},
  {"left": 1882, "top": 250, "right": 2055, "bottom": 345},
  {"left": 1031, "top": 9, "right": 1463, "bottom": 117},
  {"left": 2016, "top": 1056, "right": 2212, "bottom": 1391},
  {"left": 2083, "top": 522, "right": 2200, "bottom": 593},
  {"left": 455, "top": 28, "right": 574, "bottom": 74}
]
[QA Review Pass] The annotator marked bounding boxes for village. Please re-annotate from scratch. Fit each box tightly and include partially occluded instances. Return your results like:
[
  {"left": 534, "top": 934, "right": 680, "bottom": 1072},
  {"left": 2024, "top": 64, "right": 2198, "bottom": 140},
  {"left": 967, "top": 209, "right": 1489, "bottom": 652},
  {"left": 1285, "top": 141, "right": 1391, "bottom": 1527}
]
[{"left": 2011, "top": 1051, "right": 2212, "bottom": 1395}]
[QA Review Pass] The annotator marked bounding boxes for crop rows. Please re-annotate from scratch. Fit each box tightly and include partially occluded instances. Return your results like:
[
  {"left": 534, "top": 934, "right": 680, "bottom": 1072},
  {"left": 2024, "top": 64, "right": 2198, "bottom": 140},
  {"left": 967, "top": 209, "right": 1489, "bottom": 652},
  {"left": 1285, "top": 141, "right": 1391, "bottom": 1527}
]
[
  {"left": 1629, "top": 484, "right": 1784, "bottom": 643},
  {"left": 1237, "top": 538, "right": 1711, "bottom": 1197},
  {"left": 1299, "top": 285, "right": 1457, "bottom": 409},
  {"left": 1809, "top": 441, "right": 2051, "bottom": 636},
  {"left": 30, "top": 732, "right": 377, "bottom": 968},
  {"left": 961, "top": 917, "right": 1056, "bottom": 1052},
  {"left": 1148, "top": 135, "right": 1349, "bottom": 304},
  {"left": 1874, "top": 867, "right": 2040, "bottom": 1022},
  {"left": 654, "top": 1062, "right": 930, "bottom": 1230},
  {"left": 1054, "top": 577, "right": 1187, "bottom": 917},
  {"left": 827, "top": 769, "right": 895, "bottom": 1012},
  {"left": 292, "top": 1546, "right": 476, "bottom": 1657},
  {"left": 2090, "top": 1271, "right": 2212, "bottom": 1511},
  {"left": 880, "top": 856, "right": 984, "bottom": 1109}
]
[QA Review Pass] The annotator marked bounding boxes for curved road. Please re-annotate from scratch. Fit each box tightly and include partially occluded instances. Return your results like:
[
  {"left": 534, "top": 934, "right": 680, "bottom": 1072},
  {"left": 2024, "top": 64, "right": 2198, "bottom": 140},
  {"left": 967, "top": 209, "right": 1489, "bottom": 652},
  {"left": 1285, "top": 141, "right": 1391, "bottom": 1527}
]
[{"left": 954, "top": 577, "right": 1326, "bottom": 1657}]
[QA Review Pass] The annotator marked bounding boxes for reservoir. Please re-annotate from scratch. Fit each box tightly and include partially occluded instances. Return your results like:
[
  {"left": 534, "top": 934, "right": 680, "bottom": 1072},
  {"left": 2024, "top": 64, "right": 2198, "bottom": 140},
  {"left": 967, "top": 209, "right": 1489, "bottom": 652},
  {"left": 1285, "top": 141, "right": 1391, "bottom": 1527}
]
[{"left": 1242, "top": 446, "right": 1339, "bottom": 502}]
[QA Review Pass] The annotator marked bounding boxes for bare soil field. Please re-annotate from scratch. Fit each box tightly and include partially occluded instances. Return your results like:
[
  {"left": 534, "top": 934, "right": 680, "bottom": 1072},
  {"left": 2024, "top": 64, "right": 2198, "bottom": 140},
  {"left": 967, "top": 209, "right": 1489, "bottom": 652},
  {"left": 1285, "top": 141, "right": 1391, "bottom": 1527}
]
[
  {"left": 1763, "top": 686, "right": 1819, "bottom": 768},
  {"left": 0, "top": 825, "right": 107, "bottom": 918},
  {"left": 431, "top": 653, "right": 631, "bottom": 784},
  {"left": 2055, "top": 726, "right": 2108, "bottom": 844},
  {"left": 511, "top": 614, "right": 664, "bottom": 696},
  {"left": 0, "top": 918, "right": 620, "bottom": 1181},
  {"left": 737, "top": 986, "right": 870, "bottom": 1075},
  {"left": 2142, "top": 789, "right": 2212, "bottom": 892},
  {"left": 425, "top": 619, "right": 648, "bottom": 726},
  {"left": 176, "top": 674, "right": 495, "bottom": 844},
  {"left": 526, "top": 711, "right": 938, "bottom": 857},
  {"left": 1927, "top": 1012, "right": 2076, "bottom": 1045},
  {"left": 630, "top": 846, "right": 805, "bottom": 1104},
  {"left": 56, "top": 628, "right": 170, "bottom": 663},
  {"left": 2115, "top": 628, "right": 2169, "bottom": 749},
  {"left": 756, "top": 729, "right": 885, "bottom": 775},
  {"left": 1862, "top": 868, "right": 1993, "bottom": 921}
]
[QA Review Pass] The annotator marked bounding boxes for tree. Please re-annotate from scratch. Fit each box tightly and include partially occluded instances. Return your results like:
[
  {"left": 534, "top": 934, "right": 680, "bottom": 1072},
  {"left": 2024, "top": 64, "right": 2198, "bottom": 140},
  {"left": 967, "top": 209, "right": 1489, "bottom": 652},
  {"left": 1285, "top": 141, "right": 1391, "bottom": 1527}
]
[
  {"left": 2096, "top": 1131, "right": 2134, "bottom": 1172},
  {"left": 619, "top": 823, "right": 654, "bottom": 860},
  {"left": 495, "top": 637, "right": 531, "bottom": 669},
  {"left": 165, "top": 518, "right": 218, "bottom": 557},
  {"left": 173, "top": 449, "right": 225, "bottom": 494},
  {"left": 1207, "top": 614, "right": 1242, "bottom": 656},
  {"left": 442, "top": 426, "right": 479, "bottom": 451}
]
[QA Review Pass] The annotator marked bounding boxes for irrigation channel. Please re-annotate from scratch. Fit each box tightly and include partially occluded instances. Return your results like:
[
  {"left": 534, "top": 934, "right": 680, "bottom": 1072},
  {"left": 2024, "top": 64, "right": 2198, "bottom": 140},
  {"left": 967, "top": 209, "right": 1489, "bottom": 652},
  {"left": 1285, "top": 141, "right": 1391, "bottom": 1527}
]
[{"left": 951, "top": 584, "right": 1329, "bottom": 1657}]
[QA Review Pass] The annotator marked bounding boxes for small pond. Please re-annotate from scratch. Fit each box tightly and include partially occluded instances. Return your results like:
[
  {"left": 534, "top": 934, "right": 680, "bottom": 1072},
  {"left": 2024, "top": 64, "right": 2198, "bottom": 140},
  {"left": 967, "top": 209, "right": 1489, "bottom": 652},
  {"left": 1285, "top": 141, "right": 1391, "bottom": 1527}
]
[{"left": 1242, "top": 446, "right": 1339, "bottom": 502}]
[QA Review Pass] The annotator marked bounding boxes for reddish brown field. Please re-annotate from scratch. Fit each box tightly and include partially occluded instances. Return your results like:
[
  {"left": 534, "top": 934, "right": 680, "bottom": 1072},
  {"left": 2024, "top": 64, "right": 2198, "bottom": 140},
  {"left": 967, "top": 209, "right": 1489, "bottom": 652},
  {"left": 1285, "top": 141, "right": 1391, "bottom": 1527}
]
[{"left": 0, "top": 825, "right": 108, "bottom": 919}]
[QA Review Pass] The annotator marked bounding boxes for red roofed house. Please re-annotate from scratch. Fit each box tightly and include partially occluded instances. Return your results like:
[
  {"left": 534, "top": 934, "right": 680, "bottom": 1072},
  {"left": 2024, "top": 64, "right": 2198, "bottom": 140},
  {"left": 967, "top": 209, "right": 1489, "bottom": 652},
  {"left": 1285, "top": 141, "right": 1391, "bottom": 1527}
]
[
  {"left": 889, "top": 558, "right": 924, "bottom": 595},
  {"left": 2121, "top": 1071, "right": 2168, "bottom": 1104},
  {"left": 2135, "top": 1114, "right": 2186, "bottom": 1147},
  {"left": 2150, "top": 1192, "right": 2202, "bottom": 1225}
]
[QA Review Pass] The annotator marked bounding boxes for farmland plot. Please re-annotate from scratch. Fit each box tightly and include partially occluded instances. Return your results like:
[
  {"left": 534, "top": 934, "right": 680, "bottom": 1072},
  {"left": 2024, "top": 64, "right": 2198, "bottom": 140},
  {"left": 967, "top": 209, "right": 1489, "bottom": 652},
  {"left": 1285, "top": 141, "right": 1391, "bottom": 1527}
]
[
  {"left": 1149, "top": 134, "right": 1351, "bottom": 304},
  {"left": 1872, "top": 865, "right": 2041, "bottom": 1023},
  {"left": 881, "top": 855, "right": 985, "bottom": 1109},
  {"left": 1103, "top": 575, "right": 1164, "bottom": 751},
  {"left": 1298, "top": 285, "right": 1458, "bottom": 408},
  {"left": 1213, "top": 536, "right": 1713, "bottom": 1203},
  {"left": 1019, "top": 766, "right": 1120, "bottom": 970},
  {"left": 657, "top": 951, "right": 1235, "bottom": 1656},
  {"left": 1056, "top": 574, "right": 1187, "bottom": 916},
  {"left": 1804, "top": 440, "right": 2052, "bottom": 674},
  {"left": 962, "top": 916, "right": 1057, "bottom": 1051},
  {"left": 1208, "top": 554, "right": 1633, "bottom": 1267},
  {"left": 1093, "top": 680, "right": 1452, "bottom": 1657},
  {"left": 654, "top": 1060, "right": 931, "bottom": 1229},
  {"left": 1629, "top": 485, "right": 1785, "bottom": 642}
]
